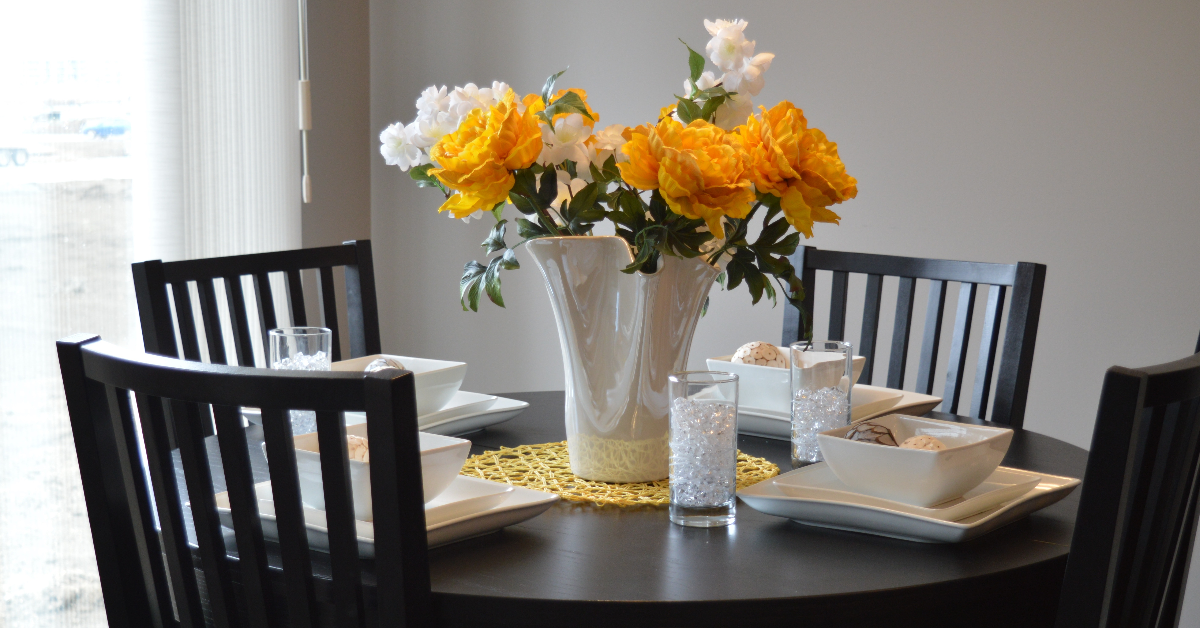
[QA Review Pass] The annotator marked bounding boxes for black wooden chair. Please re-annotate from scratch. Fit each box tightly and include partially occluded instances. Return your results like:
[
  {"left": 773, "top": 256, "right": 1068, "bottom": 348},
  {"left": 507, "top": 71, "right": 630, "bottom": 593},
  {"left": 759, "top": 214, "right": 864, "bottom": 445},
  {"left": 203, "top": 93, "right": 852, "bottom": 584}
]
[
  {"left": 784, "top": 247, "right": 1046, "bottom": 427},
  {"left": 57, "top": 334, "right": 433, "bottom": 627},
  {"left": 132, "top": 240, "right": 381, "bottom": 368},
  {"left": 1054, "top": 347, "right": 1200, "bottom": 627}
]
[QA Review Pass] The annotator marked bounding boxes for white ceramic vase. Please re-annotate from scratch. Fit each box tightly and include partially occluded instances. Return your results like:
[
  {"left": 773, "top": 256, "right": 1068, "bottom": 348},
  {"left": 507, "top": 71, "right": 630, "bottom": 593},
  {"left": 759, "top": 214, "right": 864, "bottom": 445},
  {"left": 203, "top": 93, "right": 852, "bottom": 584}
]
[{"left": 526, "top": 236, "right": 720, "bottom": 482}]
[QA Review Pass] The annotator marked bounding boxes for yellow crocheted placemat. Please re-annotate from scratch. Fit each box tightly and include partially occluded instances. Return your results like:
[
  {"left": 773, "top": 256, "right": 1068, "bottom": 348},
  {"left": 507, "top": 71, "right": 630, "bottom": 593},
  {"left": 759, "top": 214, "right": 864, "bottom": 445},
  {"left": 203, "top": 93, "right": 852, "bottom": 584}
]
[{"left": 459, "top": 441, "right": 780, "bottom": 507}]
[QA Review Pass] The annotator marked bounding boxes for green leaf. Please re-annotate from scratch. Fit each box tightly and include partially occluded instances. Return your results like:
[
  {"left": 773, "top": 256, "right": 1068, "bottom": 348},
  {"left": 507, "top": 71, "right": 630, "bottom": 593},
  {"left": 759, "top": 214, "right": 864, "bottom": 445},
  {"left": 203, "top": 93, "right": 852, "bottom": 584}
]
[
  {"left": 499, "top": 248, "right": 520, "bottom": 270},
  {"left": 744, "top": 265, "right": 767, "bottom": 304},
  {"left": 698, "top": 93, "right": 728, "bottom": 124},
  {"left": 726, "top": 260, "right": 746, "bottom": 290},
  {"left": 509, "top": 191, "right": 540, "bottom": 215},
  {"left": 516, "top": 217, "right": 549, "bottom": 240},
  {"left": 700, "top": 296, "right": 710, "bottom": 318},
  {"left": 566, "top": 182, "right": 599, "bottom": 219},
  {"left": 697, "top": 84, "right": 732, "bottom": 99},
  {"left": 459, "top": 260, "right": 487, "bottom": 312},
  {"left": 481, "top": 219, "right": 508, "bottom": 254},
  {"left": 490, "top": 201, "right": 505, "bottom": 221},
  {"left": 409, "top": 163, "right": 444, "bottom": 191},
  {"left": 647, "top": 190, "right": 668, "bottom": 222},
  {"left": 762, "top": 276, "right": 777, "bottom": 305},
  {"left": 512, "top": 168, "right": 538, "bottom": 198},
  {"left": 757, "top": 216, "right": 791, "bottom": 248},
  {"left": 624, "top": 233, "right": 659, "bottom": 273},
  {"left": 602, "top": 154, "right": 621, "bottom": 181},
  {"left": 680, "top": 39, "right": 706, "bottom": 83},
  {"left": 537, "top": 168, "right": 558, "bottom": 206},
  {"left": 541, "top": 90, "right": 594, "bottom": 123},
  {"left": 541, "top": 69, "right": 567, "bottom": 105},
  {"left": 752, "top": 231, "right": 801, "bottom": 257},
  {"left": 483, "top": 256, "right": 506, "bottom": 307},
  {"left": 676, "top": 97, "right": 701, "bottom": 124}
]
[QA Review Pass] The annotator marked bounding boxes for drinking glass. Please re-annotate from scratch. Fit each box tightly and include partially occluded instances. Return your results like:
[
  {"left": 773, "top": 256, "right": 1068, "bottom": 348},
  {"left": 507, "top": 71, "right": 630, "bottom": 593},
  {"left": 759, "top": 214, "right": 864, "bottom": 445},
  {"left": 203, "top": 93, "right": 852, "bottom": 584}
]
[
  {"left": 667, "top": 371, "right": 739, "bottom": 527},
  {"left": 790, "top": 340, "right": 853, "bottom": 468},
  {"left": 268, "top": 326, "right": 332, "bottom": 435}
]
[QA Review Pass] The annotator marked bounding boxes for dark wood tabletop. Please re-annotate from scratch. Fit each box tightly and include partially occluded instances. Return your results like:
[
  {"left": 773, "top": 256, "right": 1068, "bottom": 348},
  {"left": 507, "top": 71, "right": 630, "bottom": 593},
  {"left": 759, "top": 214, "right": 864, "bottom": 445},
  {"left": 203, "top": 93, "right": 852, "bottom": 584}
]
[{"left": 189, "top": 391, "right": 1086, "bottom": 627}]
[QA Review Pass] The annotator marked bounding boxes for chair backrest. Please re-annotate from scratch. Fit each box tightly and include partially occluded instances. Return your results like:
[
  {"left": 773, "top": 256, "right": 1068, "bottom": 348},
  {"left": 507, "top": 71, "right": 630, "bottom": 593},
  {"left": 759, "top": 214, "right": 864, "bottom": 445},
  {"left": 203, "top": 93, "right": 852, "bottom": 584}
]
[
  {"left": 132, "top": 240, "right": 380, "bottom": 368},
  {"left": 57, "top": 335, "right": 431, "bottom": 628},
  {"left": 1055, "top": 349, "right": 1200, "bottom": 628},
  {"left": 784, "top": 247, "right": 1046, "bottom": 427}
]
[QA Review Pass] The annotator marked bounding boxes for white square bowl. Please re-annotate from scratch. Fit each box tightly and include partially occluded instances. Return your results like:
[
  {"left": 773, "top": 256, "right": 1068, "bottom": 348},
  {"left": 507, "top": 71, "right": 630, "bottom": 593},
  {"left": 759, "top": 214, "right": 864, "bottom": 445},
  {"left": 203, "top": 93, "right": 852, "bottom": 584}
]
[
  {"left": 290, "top": 424, "right": 471, "bottom": 521},
  {"left": 707, "top": 346, "right": 866, "bottom": 414},
  {"left": 816, "top": 415, "right": 1013, "bottom": 507},
  {"left": 333, "top": 354, "right": 466, "bottom": 416}
]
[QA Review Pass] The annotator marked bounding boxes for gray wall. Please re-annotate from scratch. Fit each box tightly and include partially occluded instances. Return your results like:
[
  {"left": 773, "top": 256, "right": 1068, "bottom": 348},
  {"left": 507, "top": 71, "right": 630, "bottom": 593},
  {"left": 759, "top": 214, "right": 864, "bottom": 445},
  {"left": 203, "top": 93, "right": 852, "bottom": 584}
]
[{"left": 304, "top": 0, "right": 371, "bottom": 248}]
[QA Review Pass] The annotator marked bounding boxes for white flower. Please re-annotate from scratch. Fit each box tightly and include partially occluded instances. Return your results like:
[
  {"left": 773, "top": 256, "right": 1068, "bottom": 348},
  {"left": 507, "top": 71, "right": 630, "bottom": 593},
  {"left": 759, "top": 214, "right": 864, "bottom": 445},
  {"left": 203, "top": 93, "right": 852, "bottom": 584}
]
[
  {"left": 378, "top": 121, "right": 428, "bottom": 171},
  {"left": 414, "top": 110, "right": 458, "bottom": 146},
  {"left": 587, "top": 124, "right": 629, "bottom": 173},
  {"left": 712, "top": 92, "right": 754, "bottom": 131},
  {"left": 488, "top": 81, "right": 511, "bottom": 103},
  {"left": 447, "top": 81, "right": 511, "bottom": 121},
  {"left": 704, "top": 19, "right": 754, "bottom": 72},
  {"left": 416, "top": 85, "right": 449, "bottom": 114},
  {"left": 538, "top": 113, "right": 593, "bottom": 166},
  {"left": 553, "top": 170, "right": 587, "bottom": 212},
  {"left": 683, "top": 71, "right": 719, "bottom": 98},
  {"left": 721, "top": 52, "right": 774, "bottom": 96}
]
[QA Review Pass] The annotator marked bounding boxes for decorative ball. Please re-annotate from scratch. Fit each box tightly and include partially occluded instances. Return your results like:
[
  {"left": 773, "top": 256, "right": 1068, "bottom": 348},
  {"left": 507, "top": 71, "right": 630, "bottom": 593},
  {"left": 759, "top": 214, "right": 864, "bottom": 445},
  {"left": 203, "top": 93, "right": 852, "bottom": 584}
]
[
  {"left": 731, "top": 341, "right": 788, "bottom": 368},
  {"left": 364, "top": 357, "right": 405, "bottom": 372},
  {"left": 346, "top": 435, "right": 370, "bottom": 462},
  {"left": 899, "top": 435, "right": 947, "bottom": 451}
]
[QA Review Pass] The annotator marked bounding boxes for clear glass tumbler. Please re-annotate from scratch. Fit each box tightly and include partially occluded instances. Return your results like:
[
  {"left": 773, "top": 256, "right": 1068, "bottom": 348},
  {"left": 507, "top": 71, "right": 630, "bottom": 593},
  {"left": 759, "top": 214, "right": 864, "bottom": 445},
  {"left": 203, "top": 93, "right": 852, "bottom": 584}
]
[
  {"left": 790, "top": 340, "right": 853, "bottom": 468},
  {"left": 667, "top": 371, "right": 739, "bottom": 527},
  {"left": 268, "top": 326, "right": 332, "bottom": 435}
]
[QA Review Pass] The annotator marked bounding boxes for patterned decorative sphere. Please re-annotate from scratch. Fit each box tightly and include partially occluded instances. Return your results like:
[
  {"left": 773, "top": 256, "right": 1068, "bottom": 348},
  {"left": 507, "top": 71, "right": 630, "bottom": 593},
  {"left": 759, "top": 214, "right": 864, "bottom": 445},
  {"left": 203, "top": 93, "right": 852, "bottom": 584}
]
[{"left": 731, "top": 341, "right": 788, "bottom": 368}]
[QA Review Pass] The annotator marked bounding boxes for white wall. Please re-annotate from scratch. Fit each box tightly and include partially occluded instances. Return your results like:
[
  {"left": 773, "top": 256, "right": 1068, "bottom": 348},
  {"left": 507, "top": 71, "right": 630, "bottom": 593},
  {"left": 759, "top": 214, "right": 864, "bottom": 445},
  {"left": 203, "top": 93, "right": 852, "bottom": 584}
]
[
  {"left": 370, "top": 0, "right": 1200, "bottom": 615},
  {"left": 371, "top": 0, "right": 1200, "bottom": 447}
]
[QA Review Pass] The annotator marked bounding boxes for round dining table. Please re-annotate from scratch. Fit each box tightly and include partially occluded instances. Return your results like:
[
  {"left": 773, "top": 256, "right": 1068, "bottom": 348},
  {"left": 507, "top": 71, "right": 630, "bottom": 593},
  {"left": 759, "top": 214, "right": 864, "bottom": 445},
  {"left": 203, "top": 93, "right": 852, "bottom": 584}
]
[
  {"left": 422, "top": 391, "right": 1086, "bottom": 628},
  {"left": 200, "top": 390, "right": 1086, "bottom": 627}
]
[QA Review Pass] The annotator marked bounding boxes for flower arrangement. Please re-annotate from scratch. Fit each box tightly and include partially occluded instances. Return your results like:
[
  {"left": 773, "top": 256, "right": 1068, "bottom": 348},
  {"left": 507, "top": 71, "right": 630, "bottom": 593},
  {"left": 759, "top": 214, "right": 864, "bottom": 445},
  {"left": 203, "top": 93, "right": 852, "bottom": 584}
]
[{"left": 380, "top": 19, "right": 857, "bottom": 328}]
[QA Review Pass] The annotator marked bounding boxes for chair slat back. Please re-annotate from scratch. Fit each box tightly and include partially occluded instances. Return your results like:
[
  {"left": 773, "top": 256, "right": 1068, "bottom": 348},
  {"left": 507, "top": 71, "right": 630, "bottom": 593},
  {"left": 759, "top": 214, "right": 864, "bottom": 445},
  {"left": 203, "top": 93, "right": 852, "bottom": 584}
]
[
  {"left": 132, "top": 240, "right": 380, "bottom": 369},
  {"left": 57, "top": 335, "right": 432, "bottom": 628},
  {"left": 785, "top": 247, "right": 1046, "bottom": 427},
  {"left": 1056, "top": 350, "right": 1200, "bottom": 628}
]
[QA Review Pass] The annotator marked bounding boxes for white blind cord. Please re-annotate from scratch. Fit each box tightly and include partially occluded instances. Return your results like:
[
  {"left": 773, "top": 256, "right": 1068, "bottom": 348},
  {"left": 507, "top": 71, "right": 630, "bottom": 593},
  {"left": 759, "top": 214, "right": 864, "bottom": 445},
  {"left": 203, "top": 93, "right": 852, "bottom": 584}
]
[{"left": 298, "top": 0, "right": 312, "bottom": 203}]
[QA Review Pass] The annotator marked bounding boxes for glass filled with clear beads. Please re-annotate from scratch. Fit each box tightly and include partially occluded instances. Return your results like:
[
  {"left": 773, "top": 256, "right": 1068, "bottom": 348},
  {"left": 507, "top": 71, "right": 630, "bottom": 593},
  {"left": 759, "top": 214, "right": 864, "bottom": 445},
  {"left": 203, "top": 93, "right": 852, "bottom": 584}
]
[
  {"left": 268, "top": 326, "right": 333, "bottom": 435},
  {"left": 667, "top": 371, "right": 739, "bottom": 527},
  {"left": 789, "top": 340, "right": 853, "bottom": 468}
]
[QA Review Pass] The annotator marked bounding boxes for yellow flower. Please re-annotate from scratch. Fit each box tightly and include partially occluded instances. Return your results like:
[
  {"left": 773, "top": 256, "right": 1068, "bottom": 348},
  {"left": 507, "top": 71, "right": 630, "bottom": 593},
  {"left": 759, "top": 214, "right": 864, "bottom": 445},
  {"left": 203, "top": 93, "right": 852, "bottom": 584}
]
[
  {"left": 658, "top": 103, "right": 678, "bottom": 122},
  {"left": 742, "top": 101, "right": 857, "bottom": 237},
  {"left": 617, "top": 117, "right": 755, "bottom": 237},
  {"left": 429, "top": 90, "right": 543, "bottom": 218}
]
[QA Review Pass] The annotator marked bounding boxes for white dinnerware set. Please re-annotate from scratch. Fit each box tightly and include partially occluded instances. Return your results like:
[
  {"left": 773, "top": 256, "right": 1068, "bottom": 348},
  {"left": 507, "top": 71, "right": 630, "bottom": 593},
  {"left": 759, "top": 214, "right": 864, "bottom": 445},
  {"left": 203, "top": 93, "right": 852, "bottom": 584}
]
[
  {"left": 216, "top": 333, "right": 551, "bottom": 554},
  {"left": 703, "top": 339, "right": 1079, "bottom": 542},
  {"left": 738, "top": 414, "right": 1080, "bottom": 542}
]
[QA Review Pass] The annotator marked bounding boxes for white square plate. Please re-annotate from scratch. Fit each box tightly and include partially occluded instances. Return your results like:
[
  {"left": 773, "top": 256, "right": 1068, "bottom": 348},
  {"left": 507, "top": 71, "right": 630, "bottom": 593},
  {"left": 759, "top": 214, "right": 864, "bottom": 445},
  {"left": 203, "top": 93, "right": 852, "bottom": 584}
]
[
  {"left": 240, "top": 390, "right": 528, "bottom": 434},
  {"left": 737, "top": 464, "right": 1079, "bottom": 543},
  {"left": 214, "top": 475, "right": 558, "bottom": 556}
]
